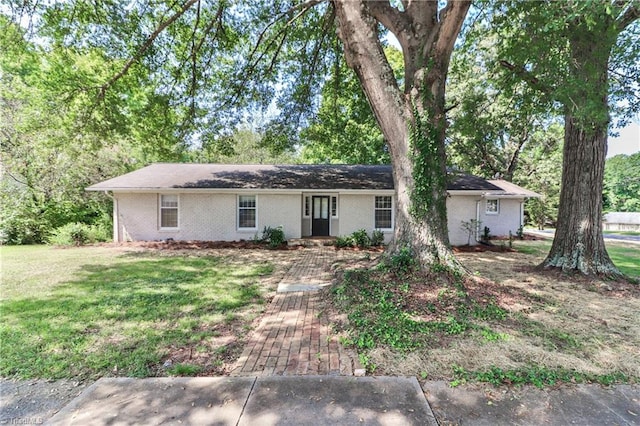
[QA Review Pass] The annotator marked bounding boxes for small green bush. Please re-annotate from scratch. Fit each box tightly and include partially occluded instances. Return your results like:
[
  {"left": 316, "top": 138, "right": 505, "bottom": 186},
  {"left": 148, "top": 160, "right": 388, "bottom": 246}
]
[
  {"left": 48, "top": 222, "right": 109, "bottom": 246},
  {"left": 261, "top": 226, "right": 286, "bottom": 248},
  {"left": 371, "top": 229, "right": 385, "bottom": 246},
  {"left": 482, "top": 226, "right": 491, "bottom": 242},
  {"left": 352, "top": 229, "right": 371, "bottom": 248},
  {"left": 335, "top": 235, "right": 354, "bottom": 248}
]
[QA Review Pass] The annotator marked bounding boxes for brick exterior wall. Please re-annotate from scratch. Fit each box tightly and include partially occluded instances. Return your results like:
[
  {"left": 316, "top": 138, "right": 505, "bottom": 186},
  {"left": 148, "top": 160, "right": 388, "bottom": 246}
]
[
  {"left": 114, "top": 192, "right": 301, "bottom": 242},
  {"left": 446, "top": 195, "right": 481, "bottom": 246},
  {"left": 479, "top": 198, "right": 524, "bottom": 239},
  {"left": 112, "top": 190, "right": 522, "bottom": 245},
  {"left": 446, "top": 195, "right": 525, "bottom": 246}
]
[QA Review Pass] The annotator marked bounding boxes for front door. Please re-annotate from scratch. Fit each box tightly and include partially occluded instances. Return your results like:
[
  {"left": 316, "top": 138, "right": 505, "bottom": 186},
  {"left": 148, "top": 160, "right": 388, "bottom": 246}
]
[{"left": 312, "top": 196, "right": 330, "bottom": 236}]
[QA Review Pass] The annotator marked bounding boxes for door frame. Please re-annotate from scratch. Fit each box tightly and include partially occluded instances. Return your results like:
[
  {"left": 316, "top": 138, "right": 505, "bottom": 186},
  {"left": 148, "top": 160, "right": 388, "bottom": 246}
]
[{"left": 311, "top": 195, "right": 330, "bottom": 236}]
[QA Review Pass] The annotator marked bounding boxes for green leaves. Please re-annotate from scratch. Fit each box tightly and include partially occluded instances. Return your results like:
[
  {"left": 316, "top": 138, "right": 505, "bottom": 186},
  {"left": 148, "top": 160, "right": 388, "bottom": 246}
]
[
  {"left": 604, "top": 153, "right": 640, "bottom": 212},
  {"left": 298, "top": 47, "right": 395, "bottom": 164}
]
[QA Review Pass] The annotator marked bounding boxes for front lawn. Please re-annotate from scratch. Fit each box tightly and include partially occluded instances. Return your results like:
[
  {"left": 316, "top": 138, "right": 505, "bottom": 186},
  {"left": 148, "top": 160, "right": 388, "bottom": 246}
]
[
  {"left": 329, "top": 240, "right": 640, "bottom": 387},
  {"left": 0, "top": 245, "right": 277, "bottom": 379}
]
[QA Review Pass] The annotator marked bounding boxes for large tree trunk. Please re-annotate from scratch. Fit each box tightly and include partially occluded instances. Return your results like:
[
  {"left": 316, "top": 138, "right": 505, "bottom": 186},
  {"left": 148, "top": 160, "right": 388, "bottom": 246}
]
[
  {"left": 333, "top": 0, "right": 470, "bottom": 270},
  {"left": 541, "top": 23, "right": 622, "bottom": 277},
  {"left": 542, "top": 115, "right": 620, "bottom": 275}
]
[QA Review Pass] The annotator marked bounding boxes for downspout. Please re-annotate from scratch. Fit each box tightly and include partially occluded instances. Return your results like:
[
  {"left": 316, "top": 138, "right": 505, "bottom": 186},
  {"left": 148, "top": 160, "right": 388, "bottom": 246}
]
[
  {"left": 520, "top": 201, "right": 524, "bottom": 229},
  {"left": 476, "top": 199, "right": 482, "bottom": 243},
  {"left": 103, "top": 191, "right": 119, "bottom": 243}
]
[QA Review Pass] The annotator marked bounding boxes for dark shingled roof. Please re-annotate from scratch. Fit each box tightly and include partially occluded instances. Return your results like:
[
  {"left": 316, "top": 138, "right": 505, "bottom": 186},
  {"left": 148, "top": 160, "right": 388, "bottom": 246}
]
[{"left": 87, "top": 163, "right": 502, "bottom": 192}]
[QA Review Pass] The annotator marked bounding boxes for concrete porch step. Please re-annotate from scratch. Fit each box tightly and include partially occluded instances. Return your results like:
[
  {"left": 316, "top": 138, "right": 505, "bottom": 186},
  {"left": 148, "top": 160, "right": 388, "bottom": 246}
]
[{"left": 287, "top": 237, "right": 336, "bottom": 247}]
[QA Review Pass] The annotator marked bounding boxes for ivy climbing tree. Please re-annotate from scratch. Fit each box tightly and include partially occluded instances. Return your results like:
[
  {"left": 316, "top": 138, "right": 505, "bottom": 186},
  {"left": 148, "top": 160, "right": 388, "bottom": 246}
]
[
  {"left": 334, "top": 1, "right": 470, "bottom": 269},
  {"left": 8, "top": 1, "right": 471, "bottom": 270}
]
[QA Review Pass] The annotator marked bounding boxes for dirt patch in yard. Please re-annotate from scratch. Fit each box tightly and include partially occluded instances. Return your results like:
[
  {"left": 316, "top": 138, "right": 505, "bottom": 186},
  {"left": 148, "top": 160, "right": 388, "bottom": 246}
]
[{"left": 329, "top": 243, "right": 640, "bottom": 384}]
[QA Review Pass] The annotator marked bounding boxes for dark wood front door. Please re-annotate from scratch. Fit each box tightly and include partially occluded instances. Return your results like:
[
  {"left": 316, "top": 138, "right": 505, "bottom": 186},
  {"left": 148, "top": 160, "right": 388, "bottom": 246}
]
[{"left": 312, "top": 196, "right": 330, "bottom": 236}]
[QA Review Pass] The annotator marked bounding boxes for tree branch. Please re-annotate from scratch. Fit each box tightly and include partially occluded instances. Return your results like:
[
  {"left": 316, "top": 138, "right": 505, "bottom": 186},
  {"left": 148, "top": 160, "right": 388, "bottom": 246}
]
[
  {"left": 246, "top": 0, "right": 325, "bottom": 65},
  {"left": 368, "top": 0, "right": 411, "bottom": 41},
  {"left": 499, "top": 60, "right": 555, "bottom": 96},
  {"left": 222, "top": 0, "right": 328, "bottom": 113},
  {"left": 5, "top": 170, "right": 30, "bottom": 188},
  {"left": 615, "top": 0, "right": 640, "bottom": 31},
  {"left": 432, "top": 1, "right": 471, "bottom": 65},
  {"left": 98, "top": 0, "right": 200, "bottom": 99}
]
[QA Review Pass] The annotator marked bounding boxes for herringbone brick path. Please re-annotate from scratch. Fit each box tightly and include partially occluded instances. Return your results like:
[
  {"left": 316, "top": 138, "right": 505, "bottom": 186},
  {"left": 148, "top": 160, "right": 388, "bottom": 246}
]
[{"left": 231, "top": 248, "right": 362, "bottom": 376}]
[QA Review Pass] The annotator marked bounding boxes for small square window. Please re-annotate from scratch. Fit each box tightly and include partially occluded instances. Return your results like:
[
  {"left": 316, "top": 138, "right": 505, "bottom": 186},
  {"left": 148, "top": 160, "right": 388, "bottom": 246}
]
[{"left": 486, "top": 199, "right": 499, "bottom": 214}]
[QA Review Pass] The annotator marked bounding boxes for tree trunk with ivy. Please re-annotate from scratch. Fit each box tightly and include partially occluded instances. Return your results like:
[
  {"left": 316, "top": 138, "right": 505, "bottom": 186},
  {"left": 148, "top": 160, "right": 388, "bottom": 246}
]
[{"left": 334, "top": 1, "right": 470, "bottom": 270}]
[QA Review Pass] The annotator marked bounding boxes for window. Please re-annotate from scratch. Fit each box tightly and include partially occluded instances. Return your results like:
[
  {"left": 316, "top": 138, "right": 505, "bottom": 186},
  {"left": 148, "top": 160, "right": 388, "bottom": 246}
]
[
  {"left": 331, "top": 196, "right": 338, "bottom": 218},
  {"left": 238, "top": 195, "right": 257, "bottom": 229},
  {"left": 160, "top": 194, "right": 179, "bottom": 229},
  {"left": 486, "top": 199, "right": 499, "bottom": 214},
  {"left": 374, "top": 196, "right": 393, "bottom": 229},
  {"left": 304, "top": 196, "right": 310, "bottom": 217}
]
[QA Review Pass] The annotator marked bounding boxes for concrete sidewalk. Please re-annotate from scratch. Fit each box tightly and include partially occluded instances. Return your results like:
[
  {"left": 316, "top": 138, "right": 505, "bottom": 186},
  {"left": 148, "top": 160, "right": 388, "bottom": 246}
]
[
  {"left": 42, "top": 377, "right": 640, "bottom": 425},
  {"left": 47, "top": 376, "right": 436, "bottom": 426},
  {"left": 425, "top": 381, "right": 640, "bottom": 425}
]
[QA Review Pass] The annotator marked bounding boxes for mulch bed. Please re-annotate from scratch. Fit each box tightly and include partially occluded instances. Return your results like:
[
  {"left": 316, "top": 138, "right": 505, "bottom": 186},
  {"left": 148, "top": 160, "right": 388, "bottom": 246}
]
[
  {"left": 453, "top": 243, "right": 516, "bottom": 253},
  {"left": 113, "top": 240, "right": 301, "bottom": 250}
]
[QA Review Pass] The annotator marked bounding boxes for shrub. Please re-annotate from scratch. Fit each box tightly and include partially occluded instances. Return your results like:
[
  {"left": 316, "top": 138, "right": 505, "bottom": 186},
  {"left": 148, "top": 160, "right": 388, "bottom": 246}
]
[
  {"left": 48, "top": 222, "right": 109, "bottom": 246},
  {"left": 351, "top": 229, "right": 371, "bottom": 248},
  {"left": 482, "top": 226, "right": 491, "bottom": 242},
  {"left": 371, "top": 229, "right": 385, "bottom": 246},
  {"left": 0, "top": 214, "right": 48, "bottom": 245},
  {"left": 261, "top": 226, "right": 286, "bottom": 248},
  {"left": 460, "top": 219, "right": 480, "bottom": 245},
  {"left": 335, "top": 235, "right": 354, "bottom": 248}
]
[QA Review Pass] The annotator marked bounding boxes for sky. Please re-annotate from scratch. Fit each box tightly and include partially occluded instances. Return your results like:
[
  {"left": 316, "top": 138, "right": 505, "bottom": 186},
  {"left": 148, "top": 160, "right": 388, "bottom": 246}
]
[{"left": 608, "top": 121, "right": 640, "bottom": 157}]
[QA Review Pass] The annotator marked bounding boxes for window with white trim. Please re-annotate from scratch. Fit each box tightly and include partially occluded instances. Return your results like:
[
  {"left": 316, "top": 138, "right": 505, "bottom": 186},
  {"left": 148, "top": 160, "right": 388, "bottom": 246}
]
[
  {"left": 238, "top": 195, "right": 257, "bottom": 229},
  {"left": 331, "top": 196, "right": 338, "bottom": 218},
  {"left": 486, "top": 199, "right": 499, "bottom": 214},
  {"left": 374, "top": 196, "right": 393, "bottom": 229},
  {"left": 160, "top": 194, "right": 179, "bottom": 229}
]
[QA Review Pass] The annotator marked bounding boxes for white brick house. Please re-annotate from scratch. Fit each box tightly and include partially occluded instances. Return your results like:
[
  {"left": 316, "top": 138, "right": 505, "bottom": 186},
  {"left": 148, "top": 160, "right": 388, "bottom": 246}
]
[{"left": 87, "top": 163, "right": 539, "bottom": 246}]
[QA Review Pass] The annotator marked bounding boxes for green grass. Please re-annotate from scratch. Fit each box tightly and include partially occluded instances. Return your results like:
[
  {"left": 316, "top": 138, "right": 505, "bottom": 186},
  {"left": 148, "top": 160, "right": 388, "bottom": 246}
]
[
  {"left": 451, "top": 365, "right": 627, "bottom": 388},
  {"left": 602, "top": 230, "right": 640, "bottom": 236},
  {"left": 514, "top": 240, "right": 640, "bottom": 278},
  {"left": 0, "top": 245, "right": 273, "bottom": 379}
]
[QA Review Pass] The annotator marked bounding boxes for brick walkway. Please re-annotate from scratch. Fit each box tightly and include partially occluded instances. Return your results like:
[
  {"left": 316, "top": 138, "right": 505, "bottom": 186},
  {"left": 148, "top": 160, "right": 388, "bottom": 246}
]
[{"left": 231, "top": 248, "right": 363, "bottom": 376}]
